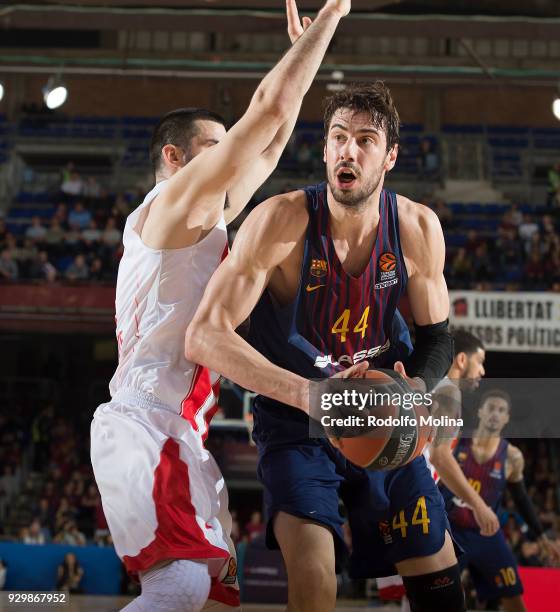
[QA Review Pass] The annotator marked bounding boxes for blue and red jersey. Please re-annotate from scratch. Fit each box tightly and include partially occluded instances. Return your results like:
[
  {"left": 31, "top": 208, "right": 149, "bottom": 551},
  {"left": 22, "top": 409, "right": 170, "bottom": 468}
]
[
  {"left": 248, "top": 182, "right": 413, "bottom": 449},
  {"left": 440, "top": 438, "right": 509, "bottom": 530}
]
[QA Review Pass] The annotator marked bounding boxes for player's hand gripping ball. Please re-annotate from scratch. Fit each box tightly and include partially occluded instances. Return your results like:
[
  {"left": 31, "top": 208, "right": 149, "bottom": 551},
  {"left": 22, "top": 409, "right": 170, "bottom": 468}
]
[{"left": 329, "top": 369, "right": 433, "bottom": 471}]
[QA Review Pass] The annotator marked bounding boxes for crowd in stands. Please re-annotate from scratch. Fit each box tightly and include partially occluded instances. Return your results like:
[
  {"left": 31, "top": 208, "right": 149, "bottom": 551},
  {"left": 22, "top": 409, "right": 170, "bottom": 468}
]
[
  {"left": 0, "top": 163, "right": 134, "bottom": 283},
  {"left": 432, "top": 199, "right": 560, "bottom": 291}
]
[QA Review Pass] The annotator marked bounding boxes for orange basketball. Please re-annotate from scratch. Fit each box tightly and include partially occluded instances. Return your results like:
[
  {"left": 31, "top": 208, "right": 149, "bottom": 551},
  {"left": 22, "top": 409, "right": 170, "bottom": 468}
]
[{"left": 331, "top": 369, "right": 433, "bottom": 471}]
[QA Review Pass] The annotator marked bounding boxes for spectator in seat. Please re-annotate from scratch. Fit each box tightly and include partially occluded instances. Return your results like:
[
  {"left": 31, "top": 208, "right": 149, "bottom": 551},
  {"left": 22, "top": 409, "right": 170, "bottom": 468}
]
[
  {"left": 45, "top": 218, "right": 65, "bottom": 256},
  {"left": 34, "top": 497, "right": 55, "bottom": 534},
  {"left": 13, "top": 238, "right": 38, "bottom": 278},
  {"left": 83, "top": 176, "right": 101, "bottom": 204},
  {"left": 60, "top": 171, "right": 83, "bottom": 202},
  {"left": 54, "top": 498, "right": 76, "bottom": 532},
  {"left": 81, "top": 220, "right": 101, "bottom": 247},
  {"left": 89, "top": 257, "right": 105, "bottom": 281},
  {"left": 472, "top": 242, "right": 493, "bottom": 282},
  {"left": 0, "top": 249, "right": 18, "bottom": 280},
  {"left": 23, "top": 519, "right": 46, "bottom": 545},
  {"left": 63, "top": 223, "right": 82, "bottom": 255},
  {"left": 464, "top": 229, "right": 483, "bottom": 255},
  {"left": 65, "top": 254, "right": 89, "bottom": 281},
  {"left": 449, "top": 247, "right": 472, "bottom": 283},
  {"left": 547, "top": 162, "right": 560, "bottom": 208},
  {"left": 518, "top": 213, "right": 539, "bottom": 248},
  {"left": 525, "top": 247, "right": 545, "bottom": 288},
  {"left": 54, "top": 520, "right": 86, "bottom": 547},
  {"left": 53, "top": 203, "right": 68, "bottom": 228},
  {"left": 244, "top": 511, "right": 265, "bottom": 542},
  {"left": 417, "top": 137, "right": 439, "bottom": 181},
  {"left": 25, "top": 216, "right": 47, "bottom": 243},
  {"left": 541, "top": 214, "right": 557, "bottom": 237},
  {"left": 67, "top": 202, "right": 91, "bottom": 230},
  {"left": 101, "top": 217, "right": 122, "bottom": 249},
  {"left": 28, "top": 251, "right": 57, "bottom": 282},
  {"left": 56, "top": 552, "right": 84, "bottom": 594}
]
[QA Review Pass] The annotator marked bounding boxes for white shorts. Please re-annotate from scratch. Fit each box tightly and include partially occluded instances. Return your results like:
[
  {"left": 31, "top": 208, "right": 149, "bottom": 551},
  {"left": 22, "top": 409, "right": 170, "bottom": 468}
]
[{"left": 91, "top": 388, "right": 240, "bottom": 608}]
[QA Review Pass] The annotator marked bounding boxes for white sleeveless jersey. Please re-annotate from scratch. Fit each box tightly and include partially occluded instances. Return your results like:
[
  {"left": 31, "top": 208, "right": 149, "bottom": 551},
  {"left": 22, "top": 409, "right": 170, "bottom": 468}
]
[
  {"left": 109, "top": 180, "right": 228, "bottom": 424},
  {"left": 423, "top": 376, "right": 461, "bottom": 482}
]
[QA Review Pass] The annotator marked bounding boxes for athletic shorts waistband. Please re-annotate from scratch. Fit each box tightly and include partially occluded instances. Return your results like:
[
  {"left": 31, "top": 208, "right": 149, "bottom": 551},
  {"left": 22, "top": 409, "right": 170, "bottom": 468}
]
[{"left": 111, "top": 388, "right": 178, "bottom": 414}]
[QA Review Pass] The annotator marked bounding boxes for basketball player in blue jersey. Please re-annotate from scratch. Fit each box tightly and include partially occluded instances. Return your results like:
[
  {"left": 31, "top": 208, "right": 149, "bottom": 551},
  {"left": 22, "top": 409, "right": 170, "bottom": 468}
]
[
  {"left": 186, "top": 3, "right": 464, "bottom": 610},
  {"left": 439, "top": 390, "right": 560, "bottom": 611}
]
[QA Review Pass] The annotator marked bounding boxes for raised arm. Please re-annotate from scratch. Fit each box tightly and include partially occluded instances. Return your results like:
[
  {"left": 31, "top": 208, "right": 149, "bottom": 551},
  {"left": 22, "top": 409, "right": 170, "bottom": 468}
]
[
  {"left": 224, "top": 1, "right": 313, "bottom": 225},
  {"left": 146, "top": 1, "right": 350, "bottom": 247},
  {"left": 185, "top": 195, "right": 312, "bottom": 410}
]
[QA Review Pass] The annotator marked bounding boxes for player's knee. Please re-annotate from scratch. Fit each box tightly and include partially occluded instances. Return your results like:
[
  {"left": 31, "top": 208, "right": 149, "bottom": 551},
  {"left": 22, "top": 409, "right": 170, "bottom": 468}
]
[
  {"left": 136, "top": 559, "right": 211, "bottom": 612},
  {"left": 288, "top": 559, "right": 336, "bottom": 610},
  {"left": 402, "top": 564, "right": 466, "bottom": 612}
]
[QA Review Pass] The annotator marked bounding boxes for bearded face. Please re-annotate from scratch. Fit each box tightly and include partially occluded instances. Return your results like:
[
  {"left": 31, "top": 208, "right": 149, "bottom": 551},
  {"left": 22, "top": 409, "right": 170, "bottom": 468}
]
[{"left": 324, "top": 108, "right": 397, "bottom": 209}]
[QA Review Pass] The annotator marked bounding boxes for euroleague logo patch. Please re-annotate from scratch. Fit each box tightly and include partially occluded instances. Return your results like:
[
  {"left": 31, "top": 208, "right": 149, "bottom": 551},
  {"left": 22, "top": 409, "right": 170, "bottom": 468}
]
[
  {"left": 375, "top": 252, "right": 399, "bottom": 290},
  {"left": 222, "top": 558, "right": 237, "bottom": 585}
]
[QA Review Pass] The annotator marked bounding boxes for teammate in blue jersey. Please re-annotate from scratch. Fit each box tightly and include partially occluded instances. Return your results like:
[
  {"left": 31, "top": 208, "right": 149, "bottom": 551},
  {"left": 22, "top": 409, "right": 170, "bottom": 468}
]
[
  {"left": 438, "top": 390, "right": 560, "bottom": 612},
  {"left": 186, "top": 3, "right": 463, "bottom": 610}
]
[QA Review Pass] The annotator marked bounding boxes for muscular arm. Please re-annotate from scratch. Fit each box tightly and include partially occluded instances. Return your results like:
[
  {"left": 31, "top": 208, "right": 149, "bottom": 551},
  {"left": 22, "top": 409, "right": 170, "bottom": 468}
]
[
  {"left": 185, "top": 195, "right": 311, "bottom": 410},
  {"left": 224, "top": 105, "right": 301, "bottom": 225},
  {"left": 399, "top": 201, "right": 453, "bottom": 386},
  {"left": 145, "top": 2, "right": 347, "bottom": 248}
]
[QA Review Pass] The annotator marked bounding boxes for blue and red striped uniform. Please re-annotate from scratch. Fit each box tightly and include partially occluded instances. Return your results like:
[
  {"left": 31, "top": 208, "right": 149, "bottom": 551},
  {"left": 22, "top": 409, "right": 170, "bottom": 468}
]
[
  {"left": 442, "top": 438, "right": 509, "bottom": 530},
  {"left": 439, "top": 439, "right": 523, "bottom": 600},
  {"left": 248, "top": 183, "right": 453, "bottom": 578}
]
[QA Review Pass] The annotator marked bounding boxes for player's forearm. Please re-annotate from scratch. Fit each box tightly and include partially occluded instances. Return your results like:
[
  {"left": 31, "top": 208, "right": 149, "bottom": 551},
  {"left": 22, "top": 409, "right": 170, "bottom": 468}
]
[
  {"left": 432, "top": 450, "right": 486, "bottom": 510},
  {"left": 254, "top": 7, "right": 342, "bottom": 120},
  {"left": 186, "top": 324, "right": 310, "bottom": 412}
]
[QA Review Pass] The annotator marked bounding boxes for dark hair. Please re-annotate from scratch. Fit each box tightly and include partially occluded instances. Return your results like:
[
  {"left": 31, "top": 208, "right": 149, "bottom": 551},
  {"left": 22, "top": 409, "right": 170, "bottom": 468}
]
[
  {"left": 479, "top": 389, "right": 512, "bottom": 413},
  {"left": 323, "top": 81, "right": 400, "bottom": 151},
  {"left": 452, "top": 330, "right": 484, "bottom": 357},
  {"left": 150, "top": 108, "right": 226, "bottom": 173}
]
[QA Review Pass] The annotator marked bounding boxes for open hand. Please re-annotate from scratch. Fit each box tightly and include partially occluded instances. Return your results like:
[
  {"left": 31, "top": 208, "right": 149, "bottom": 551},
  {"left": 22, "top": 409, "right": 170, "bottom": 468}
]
[{"left": 286, "top": 0, "right": 313, "bottom": 44}]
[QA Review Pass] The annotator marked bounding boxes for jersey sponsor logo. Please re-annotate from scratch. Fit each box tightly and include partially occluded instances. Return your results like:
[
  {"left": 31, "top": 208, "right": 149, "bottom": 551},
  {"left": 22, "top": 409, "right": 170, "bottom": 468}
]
[
  {"left": 222, "top": 558, "right": 237, "bottom": 585},
  {"left": 457, "top": 451, "right": 467, "bottom": 463},
  {"left": 375, "top": 252, "right": 398, "bottom": 290},
  {"left": 310, "top": 258, "right": 328, "bottom": 278},
  {"left": 313, "top": 339, "right": 391, "bottom": 368},
  {"left": 306, "top": 283, "right": 325, "bottom": 292}
]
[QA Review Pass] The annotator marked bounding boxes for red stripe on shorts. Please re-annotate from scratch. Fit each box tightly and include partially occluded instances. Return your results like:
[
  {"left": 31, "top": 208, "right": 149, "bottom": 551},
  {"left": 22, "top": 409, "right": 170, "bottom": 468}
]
[
  {"left": 123, "top": 438, "right": 228, "bottom": 574},
  {"left": 209, "top": 578, "right": 240, "bottom": 608}
]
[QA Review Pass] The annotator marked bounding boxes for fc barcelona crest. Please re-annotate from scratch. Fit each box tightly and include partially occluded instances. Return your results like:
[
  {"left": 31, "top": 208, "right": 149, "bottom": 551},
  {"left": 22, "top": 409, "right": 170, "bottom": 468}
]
[{"left": 310, "top": 259, "right": 328, "bottom": 278}]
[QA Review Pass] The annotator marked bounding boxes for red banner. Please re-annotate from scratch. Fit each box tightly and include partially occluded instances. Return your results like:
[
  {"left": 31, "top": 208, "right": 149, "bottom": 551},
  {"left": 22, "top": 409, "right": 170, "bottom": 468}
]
[{"left": 519, "top": 567, "right": 560, "bottom": 611}]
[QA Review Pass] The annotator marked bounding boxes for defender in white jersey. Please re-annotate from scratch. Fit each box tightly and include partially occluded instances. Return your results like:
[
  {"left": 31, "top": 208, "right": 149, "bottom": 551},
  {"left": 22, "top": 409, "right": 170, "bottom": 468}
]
[{"left": 91, "top": 2, "right": 354, "bottom": 611}]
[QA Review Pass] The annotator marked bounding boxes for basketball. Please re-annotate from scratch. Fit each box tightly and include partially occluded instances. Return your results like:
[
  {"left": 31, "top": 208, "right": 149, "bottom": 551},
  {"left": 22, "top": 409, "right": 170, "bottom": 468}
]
[{"left": 332, "top": 370, "right": 433, "bottom": 471}]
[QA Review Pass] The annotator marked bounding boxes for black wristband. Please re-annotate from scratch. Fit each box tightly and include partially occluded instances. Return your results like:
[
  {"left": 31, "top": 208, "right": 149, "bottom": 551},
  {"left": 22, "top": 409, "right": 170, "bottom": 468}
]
[
  {"left": 404, "top": 320, "right": 454, "bottom": 390},
  {"left": 508, "top": 480, "right": 544, "bottom": 537}
]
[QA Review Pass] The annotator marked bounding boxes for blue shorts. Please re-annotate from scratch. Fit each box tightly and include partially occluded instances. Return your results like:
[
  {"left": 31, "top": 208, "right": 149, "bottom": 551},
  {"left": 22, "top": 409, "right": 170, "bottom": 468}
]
[
  {"left": 257, "top": 438, "right": 454, "bottom": 578},
  {"left": 451, "top": 527, "right": 523, "bottom": 601}
]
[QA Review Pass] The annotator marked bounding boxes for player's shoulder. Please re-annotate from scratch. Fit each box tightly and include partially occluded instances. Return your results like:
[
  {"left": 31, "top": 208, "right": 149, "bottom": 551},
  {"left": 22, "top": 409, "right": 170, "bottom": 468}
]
[
  {"left": 507, "top": 442, "right": 523, "bottom": 461},
  {"left": 243, "top": 189, "right": 309, "bottom": 235},
  {"left": 396, "top": 194, "right": 442, "bottom": 239}
]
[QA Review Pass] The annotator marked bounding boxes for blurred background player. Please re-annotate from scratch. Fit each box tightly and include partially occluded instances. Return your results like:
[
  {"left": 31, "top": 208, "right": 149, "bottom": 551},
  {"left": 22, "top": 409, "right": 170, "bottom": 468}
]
[
  {"left": 379, "top": 329, "right": 494, "bottom": 612},
  {"left": 186, "top": 4, "right": 466, "bottom": 611},
  {"left": 439, "top": 389, "right": 560, "bottom": 611},
  {"left": 90, "top": 2, "right": 354, "bottom": 610}
]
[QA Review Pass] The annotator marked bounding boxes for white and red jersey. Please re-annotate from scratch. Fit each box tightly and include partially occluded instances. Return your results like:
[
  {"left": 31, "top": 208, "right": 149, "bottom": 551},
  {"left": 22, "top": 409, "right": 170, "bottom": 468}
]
[
  {"left": 423, "top": 376, "right": 461, "bottom": 483},
  {"left": 109, "top": 179, "right": 228, "bottom": 435}
]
